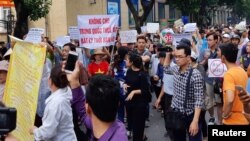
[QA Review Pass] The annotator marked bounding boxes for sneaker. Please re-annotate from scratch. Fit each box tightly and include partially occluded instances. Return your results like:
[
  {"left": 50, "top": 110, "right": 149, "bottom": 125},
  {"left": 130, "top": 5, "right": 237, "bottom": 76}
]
[{"left": 208, "top": 117, "right": 215, "bottom": 125}]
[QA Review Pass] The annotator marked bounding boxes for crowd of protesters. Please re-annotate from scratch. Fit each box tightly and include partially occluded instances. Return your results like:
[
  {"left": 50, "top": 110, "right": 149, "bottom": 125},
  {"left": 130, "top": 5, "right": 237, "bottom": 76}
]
[{"left": 1, "top": 23, "right": 250, "bottom": 141}]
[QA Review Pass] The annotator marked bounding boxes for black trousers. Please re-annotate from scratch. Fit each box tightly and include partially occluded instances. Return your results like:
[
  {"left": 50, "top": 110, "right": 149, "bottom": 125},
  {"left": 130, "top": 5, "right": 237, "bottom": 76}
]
[
  {"left": 126, "top": 103, "right": 147, "bottom": 141},
  {"left": 163, "top": 94, "right": 173, "bottom": 130}
]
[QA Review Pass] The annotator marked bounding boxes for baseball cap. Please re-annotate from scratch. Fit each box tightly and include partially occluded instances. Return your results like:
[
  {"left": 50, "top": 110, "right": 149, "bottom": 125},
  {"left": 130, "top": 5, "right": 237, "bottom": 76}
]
[
  {"left": 231, "top": 34, "right": 240, "bottom": 40},
  {"left": 222, "top": 33, "right": 231, "bottom": 39},
  {"left": 0, "top": 60, "right": 9, "bottom": 72}
]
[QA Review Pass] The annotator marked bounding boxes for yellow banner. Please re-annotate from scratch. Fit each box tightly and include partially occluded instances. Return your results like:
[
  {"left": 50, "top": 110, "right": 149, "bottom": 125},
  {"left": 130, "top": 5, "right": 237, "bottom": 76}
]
[{"left": 3, "top": 39, "right": 46, "bottom": 141}]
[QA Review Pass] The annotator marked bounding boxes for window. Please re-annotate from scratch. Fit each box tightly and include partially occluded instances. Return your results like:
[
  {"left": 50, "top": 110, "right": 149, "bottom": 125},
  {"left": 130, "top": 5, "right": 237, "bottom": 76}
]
[
  {"left": 3, "top": 8, "right": 10, "bottom": 20},
  {"left": 158, "top": 2, "right": 165, "bottom": 20},
  {"left": 169, "top": 5, "right": 175, "bottom": 19},
  {"left": 0, "top": 7, "right": 10, "bottom": 32}
]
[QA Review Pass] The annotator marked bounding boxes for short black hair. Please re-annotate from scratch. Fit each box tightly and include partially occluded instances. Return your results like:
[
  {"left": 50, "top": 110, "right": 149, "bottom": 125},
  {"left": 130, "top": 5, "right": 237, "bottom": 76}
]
[
  {"left": 50, "top": 65, "right": 69, "bottom": 88},
  {"left": 176, "top": 45, "right": 191, "bottom": 56},
  {"left": 128, "top": 53, "right": 143, "bottom": 70},
  {"left": 86, "top": 75, "right": 120, "bottom": 122},
  {"left": 219, "top": 43, "right": 238, "bottom": 63},
  {"left": 137, "top": 36, "right": 147, "bottom": 42},
  {"left": 179, "top": 38, "right": 191, "bottom": 47},
  {"left": 63, "top": 43, "right": 76, "bottom": 51},
  {"left": 206, "top": 32, "right": 219, "bottom": 41}
]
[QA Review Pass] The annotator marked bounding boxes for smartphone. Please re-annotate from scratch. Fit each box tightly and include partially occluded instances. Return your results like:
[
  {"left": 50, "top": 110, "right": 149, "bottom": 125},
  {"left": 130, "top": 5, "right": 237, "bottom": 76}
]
[
  {"left": 192, "top": 36, "right": 197, "bottom": 45},
  {"left": 65, "top": 51, "right": 78, "bottom": 73},
  {"left": 235, "top": 85, "right": 244, "bottom": 91}
]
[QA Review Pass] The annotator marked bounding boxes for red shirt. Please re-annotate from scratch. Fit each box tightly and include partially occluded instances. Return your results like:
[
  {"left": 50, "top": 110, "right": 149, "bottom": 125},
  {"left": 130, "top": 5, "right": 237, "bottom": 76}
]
[{"left": 88, "top": 61, "right": 109, "bottom": 76}]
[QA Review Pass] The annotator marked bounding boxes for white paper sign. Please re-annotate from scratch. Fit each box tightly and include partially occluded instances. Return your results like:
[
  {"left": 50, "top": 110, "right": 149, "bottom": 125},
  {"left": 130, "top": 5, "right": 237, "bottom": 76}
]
[
  {"left": 69, "top": 26, "right": 80, "bottom": 40},
  {"left": 141, "top": 26, "right": 147, "bottom": 33},
  {"left": 78, "top": 15, "right": 119, "bottom": 49},
  {"left": 173, "top": 33, "right": 192, "bottom": 46},
  {"left": 184, "top": 23, "right": 197, "bottom": 32},
  {"left": 120, "top": 30, "right": 138, "bottom": 43},
  {"left": 146, "top": 23, "right": 159, "bottom": 33},
  {"left": 174, "top": 19, "right": 184, "bottom": 28},
  {"left": 24, "top": 28, "right": 44, "bottom": 43},
  {"left": 56, "top": 36, "right": 71, "bottom": 47},
  {"left": 208, "top": 59, "right": 227, "bottom": 77}
]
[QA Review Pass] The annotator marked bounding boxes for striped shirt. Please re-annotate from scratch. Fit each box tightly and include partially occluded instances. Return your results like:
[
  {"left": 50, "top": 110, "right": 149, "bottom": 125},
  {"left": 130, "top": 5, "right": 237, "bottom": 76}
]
[{"left": 165, "top": 65, "right": 204, "bottom": 115}]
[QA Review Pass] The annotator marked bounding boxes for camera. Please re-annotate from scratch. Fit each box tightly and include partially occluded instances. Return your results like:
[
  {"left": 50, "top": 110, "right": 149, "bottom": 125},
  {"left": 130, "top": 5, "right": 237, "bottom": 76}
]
[
  {"left": 158, "top": 47, "right": 173, "bottom": 52},
  {"left": 0, "top": 107, "right": 16, "bottom": 136}
]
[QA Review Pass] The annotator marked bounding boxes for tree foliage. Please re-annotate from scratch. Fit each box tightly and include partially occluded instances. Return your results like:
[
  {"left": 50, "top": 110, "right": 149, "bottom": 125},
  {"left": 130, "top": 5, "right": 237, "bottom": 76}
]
[
  {"left": 126, "top": 0, "right": 155, "bottom": 33},
  {"left": 13, "top": 0, "right": 52, "bottom": 39},
  {"left": 23, "top": 0, "right": 52, "bottom": 21},
  {"left": 166, "top": 0, "right": 250, "bottom": 26}
]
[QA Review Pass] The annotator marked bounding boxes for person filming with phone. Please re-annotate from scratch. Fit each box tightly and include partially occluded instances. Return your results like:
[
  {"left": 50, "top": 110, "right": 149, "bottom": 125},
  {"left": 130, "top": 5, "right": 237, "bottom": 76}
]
[{"left": 238, "top": 87, "right": 250, "bottom": 122}]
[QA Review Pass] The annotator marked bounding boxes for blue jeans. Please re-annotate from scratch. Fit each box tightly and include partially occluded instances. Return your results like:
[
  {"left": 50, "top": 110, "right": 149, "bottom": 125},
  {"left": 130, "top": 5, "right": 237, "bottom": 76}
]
[
  {"left": 118, "top": 88, "right": 125, "bottom": 123},
  {"left": 173, "top": 113, "right": 202, "bottom": 141}
]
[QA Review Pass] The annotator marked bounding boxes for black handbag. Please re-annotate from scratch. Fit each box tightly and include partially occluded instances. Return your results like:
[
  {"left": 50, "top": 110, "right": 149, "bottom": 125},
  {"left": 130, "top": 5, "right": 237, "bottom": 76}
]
[{"left": 164, "top": 68, "right": 193, "bottom": 130}]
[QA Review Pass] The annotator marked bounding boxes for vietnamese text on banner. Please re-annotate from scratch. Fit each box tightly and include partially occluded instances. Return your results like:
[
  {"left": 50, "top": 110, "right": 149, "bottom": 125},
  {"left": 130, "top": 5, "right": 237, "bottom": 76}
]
[
  {"left": 4, "top": 36, "right": 46, "bottom": 141},
  {"left": 78, "top": 15, "right": 119, "bottom": 49}
]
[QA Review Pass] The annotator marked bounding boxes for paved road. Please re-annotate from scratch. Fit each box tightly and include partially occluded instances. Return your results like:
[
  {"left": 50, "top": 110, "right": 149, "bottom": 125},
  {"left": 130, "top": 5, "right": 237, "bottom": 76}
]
[
  {"left": 144, "top": 105, "right": 170, "bottom": 141},
  {"left": 128, "top": 96, "right": 171, "bottom": 141},
  {"left": 128, "top": 96, "right": 213, "bottom": 141}
]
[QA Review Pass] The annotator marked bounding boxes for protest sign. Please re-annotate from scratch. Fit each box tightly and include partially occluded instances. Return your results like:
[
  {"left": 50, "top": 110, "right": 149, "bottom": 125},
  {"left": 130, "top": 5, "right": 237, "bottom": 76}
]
[
  {"left": 4, "top": 36, "right": 46, "bottom": 141},
  {"left": 184, "top": 23, "right": 197, "bottom": 32},
  {"left": 208, "top": 59, "right": 227, "bottom": 77},
  {"left": 141, "top": 26, "right": 147, "bottom": 33},
  {"left": 78, "top": 15, "right": 119, "bottom": 49},
  {"left": 56, "top": 36, "right": 71, "bottom": 47},
  {"left": 24, "top": 28, "right": 44, "bottom": 43},
  {"left": 146, "top": 23, "right": 159, "bottom": 33},
  {"left": 69, "top": 26, "right": 80, "bottom": 40},
  {"left": 120, "top": 30, "right": 138, "bottom": 43},
  {"left": 173, "top": 33, "right": 192, "bottom": 46}
]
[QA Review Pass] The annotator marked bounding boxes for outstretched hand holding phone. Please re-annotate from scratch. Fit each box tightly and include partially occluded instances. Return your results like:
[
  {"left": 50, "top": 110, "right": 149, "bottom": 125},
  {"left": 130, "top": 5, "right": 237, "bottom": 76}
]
[
  {"left": 64, "top": 51, "right": 78, "bottom": 73},
  {"left": 236, "top": 85, "right": 250, "bottom": 122}
]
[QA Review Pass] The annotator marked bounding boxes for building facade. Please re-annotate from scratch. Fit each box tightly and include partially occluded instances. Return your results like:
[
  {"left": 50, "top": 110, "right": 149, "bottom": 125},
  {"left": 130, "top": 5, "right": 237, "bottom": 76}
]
[{"left": 0, "top": 0, "right": 232, "bottom": 42}]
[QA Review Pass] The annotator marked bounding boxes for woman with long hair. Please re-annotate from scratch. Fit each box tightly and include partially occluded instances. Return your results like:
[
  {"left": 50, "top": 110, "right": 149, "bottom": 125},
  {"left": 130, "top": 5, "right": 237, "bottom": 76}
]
[
  {"left": 123, "top": 53, "right": 151, "bottom": 141},
  {"left": 111, "top": 47, "right": 129, "bottom": 123}
]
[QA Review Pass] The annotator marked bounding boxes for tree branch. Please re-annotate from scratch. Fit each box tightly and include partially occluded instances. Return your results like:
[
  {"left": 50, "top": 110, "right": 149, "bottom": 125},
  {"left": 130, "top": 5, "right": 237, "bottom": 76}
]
[
  {"left": 126, "top": 0, "right": 139, "bottom": 23},
  {"left": 141, "top": 0, "right": 155, "bottom": 22}
]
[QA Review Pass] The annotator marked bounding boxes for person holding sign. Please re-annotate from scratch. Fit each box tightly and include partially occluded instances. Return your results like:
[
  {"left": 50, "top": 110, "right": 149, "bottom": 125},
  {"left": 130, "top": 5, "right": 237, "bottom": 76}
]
[{"left": 218, "top": 43, "right": 249, "bottom": 125}]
